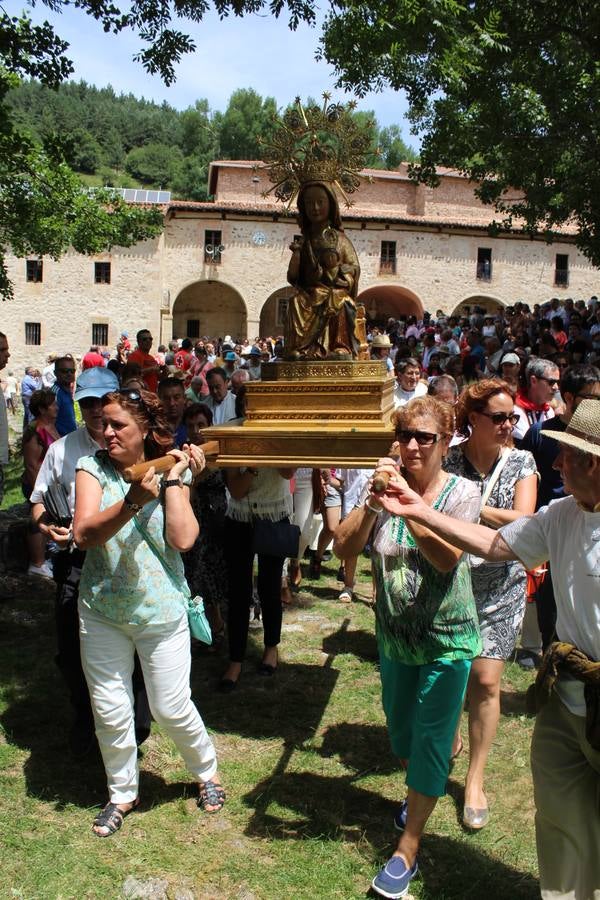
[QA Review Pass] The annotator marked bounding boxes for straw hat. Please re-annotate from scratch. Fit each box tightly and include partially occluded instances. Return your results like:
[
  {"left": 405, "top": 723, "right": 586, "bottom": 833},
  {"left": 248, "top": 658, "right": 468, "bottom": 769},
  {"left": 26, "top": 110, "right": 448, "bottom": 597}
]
[
  {"left": 371, "top": 333, "right": 392, "bottom": 348},
  {"left": 548, "top": 399, "right": 600, "bottom": 457}
]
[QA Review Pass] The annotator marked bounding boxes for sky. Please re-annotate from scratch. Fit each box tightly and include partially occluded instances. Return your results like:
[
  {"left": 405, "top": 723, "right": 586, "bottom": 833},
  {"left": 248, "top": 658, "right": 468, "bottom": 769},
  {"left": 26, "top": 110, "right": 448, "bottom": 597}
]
[{"left": 5, "top": 0, "right": 418, "bottom": 148}]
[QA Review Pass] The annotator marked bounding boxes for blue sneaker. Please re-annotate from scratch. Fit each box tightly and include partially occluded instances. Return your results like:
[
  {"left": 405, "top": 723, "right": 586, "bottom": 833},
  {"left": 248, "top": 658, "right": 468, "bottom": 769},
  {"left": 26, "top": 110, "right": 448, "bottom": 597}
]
[
  {"left": 372, "top": 855, "right": 418, "bottom": 899},
  {"left": 393, "top": 799, "right": 408, "bottom": 831}
]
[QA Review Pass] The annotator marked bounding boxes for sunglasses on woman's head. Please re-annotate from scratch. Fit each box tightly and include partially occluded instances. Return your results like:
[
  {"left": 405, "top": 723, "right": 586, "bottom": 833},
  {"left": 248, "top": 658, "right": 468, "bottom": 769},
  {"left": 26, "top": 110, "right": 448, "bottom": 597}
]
[
  {"left": 395, "top": 430, "right": 440, "bottom": 446},
  {"left": 478, "top": 411, "right": 520, "bottom": 426},
  {"left": 119, "top": 388, "right": 143, "bottom": 401},
  {"left": 118, "top": 388, "right": 148, "bottom": 409}
]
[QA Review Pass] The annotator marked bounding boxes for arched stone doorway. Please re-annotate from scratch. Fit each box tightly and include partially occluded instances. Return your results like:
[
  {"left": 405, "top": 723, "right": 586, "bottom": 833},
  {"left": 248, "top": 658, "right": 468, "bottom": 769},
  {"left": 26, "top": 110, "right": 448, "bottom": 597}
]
[
  {"left": 259, "top": 286, "right": 294, "bottom": 337},
  {"left": 172, "top": 280, "right": 247, "bottom": 341},
  {"left": 357, "top": 285, "right": 424, "bottom": 323},
  {"left": 451, "top": 294, "right": 506, "bottom": 317}
]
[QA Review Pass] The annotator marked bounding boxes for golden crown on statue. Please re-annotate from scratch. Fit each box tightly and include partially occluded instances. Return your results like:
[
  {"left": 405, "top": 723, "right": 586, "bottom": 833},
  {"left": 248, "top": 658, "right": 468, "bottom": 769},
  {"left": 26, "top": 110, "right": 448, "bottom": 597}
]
[{"left": 259, "top": 93, "right": 376, "bottom": 208}]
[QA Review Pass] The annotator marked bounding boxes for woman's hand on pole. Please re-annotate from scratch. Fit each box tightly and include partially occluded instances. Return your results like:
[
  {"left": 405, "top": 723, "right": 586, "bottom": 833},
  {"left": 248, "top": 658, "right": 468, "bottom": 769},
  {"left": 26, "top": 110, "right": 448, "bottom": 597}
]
[
  {"left": 378, "top": 474, "right": 425, "bottom": 519},
  {"left": 179, "top": 443, "right": 206, "bottom": 480}
]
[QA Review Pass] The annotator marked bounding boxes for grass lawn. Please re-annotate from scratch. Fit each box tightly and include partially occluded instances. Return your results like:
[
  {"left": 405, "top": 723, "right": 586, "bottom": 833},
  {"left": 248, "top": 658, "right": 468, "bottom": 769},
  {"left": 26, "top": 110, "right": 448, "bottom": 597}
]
[{"left": 0, "top": 553, "right": 539, "bottom": 900}]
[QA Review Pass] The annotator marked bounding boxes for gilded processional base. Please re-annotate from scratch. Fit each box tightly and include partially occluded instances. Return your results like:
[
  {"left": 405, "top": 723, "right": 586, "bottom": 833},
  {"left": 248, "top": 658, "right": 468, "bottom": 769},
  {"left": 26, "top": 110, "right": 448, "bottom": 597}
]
[{"left": 203, "top": 360, "right": 396, "bottom": 469}]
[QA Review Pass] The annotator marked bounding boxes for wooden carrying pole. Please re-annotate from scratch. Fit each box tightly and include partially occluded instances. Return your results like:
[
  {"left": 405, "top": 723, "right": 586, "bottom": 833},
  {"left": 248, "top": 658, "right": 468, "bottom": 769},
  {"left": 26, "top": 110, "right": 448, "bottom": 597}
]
[{"left": 122, "top": 441, "right": 221, "bottom": 483}]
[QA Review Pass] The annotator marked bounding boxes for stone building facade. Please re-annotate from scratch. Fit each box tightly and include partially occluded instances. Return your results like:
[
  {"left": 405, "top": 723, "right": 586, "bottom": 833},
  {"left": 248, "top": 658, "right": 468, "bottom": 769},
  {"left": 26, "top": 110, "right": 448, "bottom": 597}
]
[{"left": 3, "top": 160, "right": 599, "bottom": 369}]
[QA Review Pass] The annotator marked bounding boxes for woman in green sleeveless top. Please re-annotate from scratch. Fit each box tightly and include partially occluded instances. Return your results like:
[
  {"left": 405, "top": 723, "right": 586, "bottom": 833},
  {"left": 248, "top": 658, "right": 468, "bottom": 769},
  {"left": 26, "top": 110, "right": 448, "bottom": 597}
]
[{"left": 334, "top": 397, "right": 481, "bottom": 899}]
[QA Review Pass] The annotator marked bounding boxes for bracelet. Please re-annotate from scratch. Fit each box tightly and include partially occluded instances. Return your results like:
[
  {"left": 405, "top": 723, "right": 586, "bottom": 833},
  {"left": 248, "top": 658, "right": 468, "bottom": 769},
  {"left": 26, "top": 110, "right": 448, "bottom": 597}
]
[
  {"left": 124, "top": 497, "right": 143, "bottom": 515},
  {"left": 163, "top": 478, "right": 182, "bottom": 489},
  {"left": 364, "top": 499, "right": 382, "bottom": 516}
]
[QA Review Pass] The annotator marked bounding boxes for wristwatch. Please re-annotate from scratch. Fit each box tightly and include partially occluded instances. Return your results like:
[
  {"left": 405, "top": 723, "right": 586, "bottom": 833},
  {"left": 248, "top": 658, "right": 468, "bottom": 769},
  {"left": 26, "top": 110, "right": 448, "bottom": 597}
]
[
  {"left": 163, "top": 478, "right": 182, "bottom": 489},
  {"left": 124, "top": 497, "right": 143, "bottom": 514}
]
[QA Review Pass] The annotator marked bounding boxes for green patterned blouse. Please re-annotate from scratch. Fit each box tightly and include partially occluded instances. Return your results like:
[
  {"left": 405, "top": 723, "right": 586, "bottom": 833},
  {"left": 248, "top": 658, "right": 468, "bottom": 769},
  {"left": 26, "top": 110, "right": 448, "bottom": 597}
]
[{"left": 370, "top": 474, "right": 482, "bottom": 665}]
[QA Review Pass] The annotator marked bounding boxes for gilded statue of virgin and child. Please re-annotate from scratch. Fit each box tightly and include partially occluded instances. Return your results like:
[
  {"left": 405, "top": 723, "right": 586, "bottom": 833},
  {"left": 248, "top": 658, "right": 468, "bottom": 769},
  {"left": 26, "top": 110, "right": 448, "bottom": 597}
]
[{"left": 283, "top": 181, "right": 361, "bottom": 360}]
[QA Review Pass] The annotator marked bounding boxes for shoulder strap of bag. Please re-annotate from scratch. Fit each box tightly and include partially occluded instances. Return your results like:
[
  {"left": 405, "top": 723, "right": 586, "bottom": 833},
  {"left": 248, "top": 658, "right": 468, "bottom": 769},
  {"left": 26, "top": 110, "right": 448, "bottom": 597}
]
[
  {"left": 479, "top": 448, "right": 511, "bottom": 516},
  {"left": 117, "top": 477, "right": 191, "bottom": 598}
]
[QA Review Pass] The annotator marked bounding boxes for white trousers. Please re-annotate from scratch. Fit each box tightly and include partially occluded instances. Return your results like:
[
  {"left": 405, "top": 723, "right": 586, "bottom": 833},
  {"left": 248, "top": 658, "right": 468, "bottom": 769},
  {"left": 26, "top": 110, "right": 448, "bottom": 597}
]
[{"left": 79, "top": 604, "right": 217, "bottom": 804}]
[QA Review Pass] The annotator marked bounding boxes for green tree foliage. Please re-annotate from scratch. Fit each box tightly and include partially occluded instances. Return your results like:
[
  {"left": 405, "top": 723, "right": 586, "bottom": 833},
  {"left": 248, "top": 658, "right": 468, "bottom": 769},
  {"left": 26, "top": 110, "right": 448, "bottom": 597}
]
[
  {"left": 319, "top": 0, "right": 600, "bottom": 265},
  {"left": 125, "top": 142, "right": 183, "bottom": 185},
  {"left": 218, "top": 89, "right": 278, "bottom": 159},
  {"left": 0, "top": 15, "right": 163, "bottom": 299}
]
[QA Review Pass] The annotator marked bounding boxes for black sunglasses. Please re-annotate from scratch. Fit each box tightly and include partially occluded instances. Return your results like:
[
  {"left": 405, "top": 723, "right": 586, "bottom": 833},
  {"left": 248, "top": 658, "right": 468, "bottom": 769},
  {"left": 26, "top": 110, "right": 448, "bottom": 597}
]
[
  {"left": 395, "top": 430, "right": 440, "bottom": 446},
  {"left": 479, "top": 411, "right": 520, "bottom": 426},
  {"left": 118, "top": 388, "right": 145, "bottom": 404},
  {"left": 58, "top": 367, "right": 75, "bottom": 374},
  {"left": 537, "top": 376, "right": 560, "bottom": 386}
]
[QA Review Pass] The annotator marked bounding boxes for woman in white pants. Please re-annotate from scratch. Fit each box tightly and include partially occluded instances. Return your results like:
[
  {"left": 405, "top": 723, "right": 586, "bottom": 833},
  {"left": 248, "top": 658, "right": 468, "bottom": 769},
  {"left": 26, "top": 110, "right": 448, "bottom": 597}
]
[{"left": 74, "top": 388, "right": 224, "bottom": 837}]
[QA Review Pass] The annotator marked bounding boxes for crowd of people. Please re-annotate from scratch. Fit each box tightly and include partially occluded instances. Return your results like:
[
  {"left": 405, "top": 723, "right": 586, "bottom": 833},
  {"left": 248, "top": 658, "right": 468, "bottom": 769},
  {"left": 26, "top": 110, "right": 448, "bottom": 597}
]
[{"left": 0, "top": 291, "right": 599, "bottom": 900}]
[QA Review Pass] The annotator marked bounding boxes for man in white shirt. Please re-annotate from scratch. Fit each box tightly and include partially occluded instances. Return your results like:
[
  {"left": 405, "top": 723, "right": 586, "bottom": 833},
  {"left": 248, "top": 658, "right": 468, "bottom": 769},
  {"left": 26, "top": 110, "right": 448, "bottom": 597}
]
[
  {"left": 513, "top": 357, "right": 559, "bottom": 444},
  {"left": 31, "top": 366, "right": 150, "bottom": 757},
  {"left": 374, "top": 399, "right": 600, "bottom": 900},
  {"left": 204, "top": 367, "right": 238, "bottom": 424},
  {"left": 393, "top": 358, "right": 428, "bottom": 408},
  {"left": 41, "top": 353, "right": 58, "bottom": 388}
]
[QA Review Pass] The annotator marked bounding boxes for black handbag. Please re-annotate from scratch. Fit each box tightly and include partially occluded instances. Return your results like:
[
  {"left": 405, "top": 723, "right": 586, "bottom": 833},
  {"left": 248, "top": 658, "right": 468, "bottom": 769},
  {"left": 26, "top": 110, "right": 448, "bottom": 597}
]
[
  {"left": 252, "top": 518, "right": 300, "bottom": 559},
  {"left": 42, "top": 482, "right": 72, "bottom": 527}
]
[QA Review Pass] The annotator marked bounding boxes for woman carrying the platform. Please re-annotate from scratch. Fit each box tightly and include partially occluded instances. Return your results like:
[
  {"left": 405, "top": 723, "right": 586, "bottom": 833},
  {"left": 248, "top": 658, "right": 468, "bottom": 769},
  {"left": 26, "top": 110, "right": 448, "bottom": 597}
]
[
  {"left": 334, "top": 396, "right": 481, "bottom": 900},
  {"left": 73, "top": 389, "right": 224, "bottom": 837}
]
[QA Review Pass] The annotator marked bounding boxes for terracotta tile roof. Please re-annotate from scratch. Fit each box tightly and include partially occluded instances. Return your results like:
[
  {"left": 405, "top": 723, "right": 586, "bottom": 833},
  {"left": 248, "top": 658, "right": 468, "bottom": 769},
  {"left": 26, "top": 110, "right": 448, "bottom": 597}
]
[{"left": 164, "top": 198, "right": 578, "bottom": 237}]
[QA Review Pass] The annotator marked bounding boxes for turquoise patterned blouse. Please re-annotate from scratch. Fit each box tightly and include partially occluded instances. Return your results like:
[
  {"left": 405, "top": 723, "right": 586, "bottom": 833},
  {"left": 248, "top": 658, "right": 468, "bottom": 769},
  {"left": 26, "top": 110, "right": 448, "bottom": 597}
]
[{"left": 76, "top": 452, "right": 191, "bottom": 625}]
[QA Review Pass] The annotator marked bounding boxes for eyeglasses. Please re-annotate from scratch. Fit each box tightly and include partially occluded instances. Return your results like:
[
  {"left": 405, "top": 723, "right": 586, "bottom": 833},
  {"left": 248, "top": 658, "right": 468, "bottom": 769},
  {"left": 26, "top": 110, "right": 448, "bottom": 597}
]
[
  {"left": 58, "top": 368, "right": 75, "bottom": 374},
  {"left": 537, "top": 376, "right": 559, "bottom": 387},
  {"left": 395, "top": 430, "right": 440, "bottom": 446},
  {"left": 478, "top": 411, "right": 520, "bottom": 426}
]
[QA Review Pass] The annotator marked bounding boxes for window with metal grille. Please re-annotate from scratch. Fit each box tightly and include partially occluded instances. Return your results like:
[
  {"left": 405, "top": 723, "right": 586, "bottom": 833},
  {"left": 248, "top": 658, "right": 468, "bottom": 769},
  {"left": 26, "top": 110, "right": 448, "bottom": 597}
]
[
  {"left": 187, "top": 319, "right": 200, "bottom": 339},
  {"left": 276, "top": 298, "right": 289, "bottom": 327},
  {"left": 94, "top": 262, "right": 111, "bottom": 284},
  {"left": 476, "top": 248, "right": 492, "bottom": 281},
  {"left": 26, "top": 259, "right": 43, "bottom": 283},
  {"left": 555, "top": 254, "right": 569, "bottom": 287},
  {"left": 380, "top": 241, "right": 397, "bottom": 274},
  {"left": 25, "top": 322, "right": 41, "bottom": 345},
  {"left": 204, "top": 230, "right": 222, "bottom": 264},
  {"left": 92, "top": 323, "right": 109, "bottom": 345}
]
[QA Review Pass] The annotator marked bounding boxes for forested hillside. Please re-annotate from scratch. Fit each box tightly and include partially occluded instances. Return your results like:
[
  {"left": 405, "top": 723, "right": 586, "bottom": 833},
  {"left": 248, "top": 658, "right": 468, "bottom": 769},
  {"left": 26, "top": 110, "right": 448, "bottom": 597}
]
[{"left": 7, "top": 81, "right": 417, "bottom": 201}]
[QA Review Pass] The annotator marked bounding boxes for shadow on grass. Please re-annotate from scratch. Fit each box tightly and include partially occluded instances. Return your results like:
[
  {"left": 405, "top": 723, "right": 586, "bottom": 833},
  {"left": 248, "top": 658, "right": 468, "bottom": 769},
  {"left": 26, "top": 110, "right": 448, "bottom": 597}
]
[
  {"left": 0, "top": 595, "right": 198, "bottom": 811},
  {"left": 322, "top": 625, "right": 379, "bottom": 663},
  {"left": 242, "top": 771, "right": 538, "bottom": 899},
  {"left": 192, "top": 652, "right": 341, "bottom": 747},
  {"left": 320, "top": 722, "right": 397, "bottom": 775},
  {"left": 500, "top": 686, "right": 536, "bottom": 718}
]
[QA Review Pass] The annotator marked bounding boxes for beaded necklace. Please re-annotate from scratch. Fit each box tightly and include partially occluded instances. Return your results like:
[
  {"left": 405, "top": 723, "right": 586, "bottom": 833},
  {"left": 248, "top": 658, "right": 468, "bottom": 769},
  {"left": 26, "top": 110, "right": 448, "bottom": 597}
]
[{"left": 391, "top": 475, "right": 458, "bottom": 548}]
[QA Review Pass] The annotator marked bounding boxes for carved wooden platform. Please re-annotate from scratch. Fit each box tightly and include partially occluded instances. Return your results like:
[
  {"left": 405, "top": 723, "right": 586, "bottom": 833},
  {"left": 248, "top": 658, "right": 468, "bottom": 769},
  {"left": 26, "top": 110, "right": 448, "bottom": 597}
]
[{"left": 202, "top": 360, "right": 396, "bottom": 468}]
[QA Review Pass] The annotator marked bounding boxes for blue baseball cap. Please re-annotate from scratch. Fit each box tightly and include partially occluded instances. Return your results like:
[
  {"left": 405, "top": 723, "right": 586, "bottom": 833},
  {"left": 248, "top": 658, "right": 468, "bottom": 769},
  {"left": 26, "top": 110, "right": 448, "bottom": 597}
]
[
  {"left": 74, "top": 366, "right": 119, "bottom": 401},
  {"left": 224, "top": 351, "right": 237, "bottom": 362}
]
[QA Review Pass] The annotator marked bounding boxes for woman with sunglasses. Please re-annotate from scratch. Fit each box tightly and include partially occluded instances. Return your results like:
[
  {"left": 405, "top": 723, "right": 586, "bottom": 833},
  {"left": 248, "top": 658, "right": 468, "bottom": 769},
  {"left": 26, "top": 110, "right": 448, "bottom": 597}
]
[
  {"left": 73, "top": 389, "right": 224, "bottom": 837},
  {"left": 444, "top": 379, "right": 537, "bottom": 829},
  {"left": 334, "top": 397, "right": 482, "bottom": 900}
]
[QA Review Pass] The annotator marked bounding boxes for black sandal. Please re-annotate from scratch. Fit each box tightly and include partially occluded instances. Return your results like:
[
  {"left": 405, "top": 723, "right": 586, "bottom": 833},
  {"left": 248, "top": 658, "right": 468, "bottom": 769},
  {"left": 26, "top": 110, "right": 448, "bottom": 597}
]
[
  {"left": 92, "top": 799, "right": 139, "bottom": 837},
  {"left": 197, "top": 780, "right": 226, "bottom": 813}
]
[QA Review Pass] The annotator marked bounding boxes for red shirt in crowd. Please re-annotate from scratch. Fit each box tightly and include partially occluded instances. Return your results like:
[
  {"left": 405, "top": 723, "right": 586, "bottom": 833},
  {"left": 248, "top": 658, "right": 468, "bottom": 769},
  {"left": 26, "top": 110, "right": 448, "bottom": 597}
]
[{"left": 128, "top": 348, "right": 159, "bottom": 393}]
